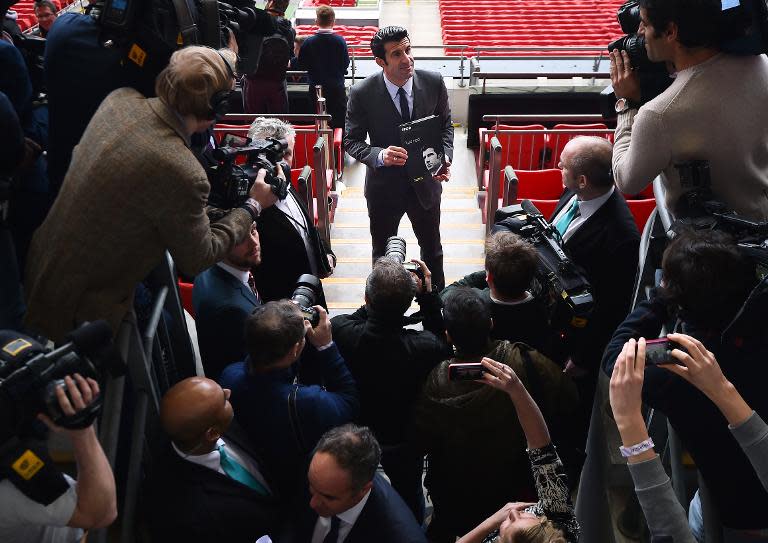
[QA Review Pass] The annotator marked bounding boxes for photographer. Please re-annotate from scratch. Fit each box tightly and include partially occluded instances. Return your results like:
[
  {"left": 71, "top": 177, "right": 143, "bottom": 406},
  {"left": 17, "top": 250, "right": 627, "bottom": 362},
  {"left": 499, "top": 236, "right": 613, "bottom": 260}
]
[
  {"left": 242, "top": 0, "right": 295, "bottom": 114},
  {"left": 219, "top": 300, "right": 359, "bottom": 499},
  {"left": 331, "top": 256, "right": 452, "bottom": 522},
  {"left": 0, "top": 374, "right": 117, "bottom": 540},
  {"left": 23, "top": 46, "right": 278, "bottom": 342},
  {"left": 416, "top": 287, "right": 578, "bottom": 542},
  {"left": 610, "top": 0, "right": 768, "bottom": 220},
  {"left": 441, "top": 231, "right": 549, "bottom": 352},
  {"left": 609, "top": 335, "right": 768, "bottom": 542},
  {"left": 248, "top": 117, "right": 336, "bottom": 304},
  {"left": 602, "top": 229, "right": 768, "bottom": 536}
]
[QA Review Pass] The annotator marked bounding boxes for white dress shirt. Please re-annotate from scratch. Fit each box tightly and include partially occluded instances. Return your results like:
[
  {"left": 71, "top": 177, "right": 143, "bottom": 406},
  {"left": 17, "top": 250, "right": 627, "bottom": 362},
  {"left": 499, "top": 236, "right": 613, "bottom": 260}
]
[
  {"left": 172, "top": 437, "right": 271, "bottom": 493},
  {"left": 216, "top": 262, "right": 250, "bottom": 287},
  {"left": 376, "top": 75, "right": 415, "bottom": 167},
  {"left": 276, "top": 189, "right": 318, "bottom": 276},
  {"left": 310, "top": 489, "right": 371, "bottom": 543},
  {"left": 552, "top": 186, "right": 615, "bottom": 242}
]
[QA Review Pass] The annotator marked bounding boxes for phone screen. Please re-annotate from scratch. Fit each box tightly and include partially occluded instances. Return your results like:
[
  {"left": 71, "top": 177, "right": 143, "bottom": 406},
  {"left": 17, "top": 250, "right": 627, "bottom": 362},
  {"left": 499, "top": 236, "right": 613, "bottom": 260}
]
[{"left": 448, "top": 363, "right": 486, "bottom": 381}]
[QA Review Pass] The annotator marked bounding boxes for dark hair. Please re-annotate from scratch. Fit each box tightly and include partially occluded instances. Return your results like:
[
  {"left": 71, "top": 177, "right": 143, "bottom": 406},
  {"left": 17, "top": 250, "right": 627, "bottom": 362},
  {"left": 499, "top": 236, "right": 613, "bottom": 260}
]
[
  {"left": 485, "top": 231, "right": 538, "bottom": 299},
  {"left": 245, "top": 301, "right": 305, "bottom": 369},
  {"left": 370, "top": 26, "right": 409, "bottom": 60},
  {"left": 639, "top": 0, "right": 723, "bottom": 48},
  {"left": 316, "top": 5, "right": 335, "bottom": 26},
  {"left": 34, "top": 0, "right": 56, "bottom": 12},
  {"left": 268, "top": 0, "right": 289, "bottom": 15},
  {"left": 661, "top": 229, "right": 756, "bottom": 329},
  {"left": 444, "top": 288, "right": 492, "bottom": 358},
  {"left": 313, "top": 424, "right": 381, "bottom": 491},
  {"left": 566, "top": 136, "right": 614, "bottom": 189},
  {"left": 365, "top": 257, "right": 416, "bottom": 317}
]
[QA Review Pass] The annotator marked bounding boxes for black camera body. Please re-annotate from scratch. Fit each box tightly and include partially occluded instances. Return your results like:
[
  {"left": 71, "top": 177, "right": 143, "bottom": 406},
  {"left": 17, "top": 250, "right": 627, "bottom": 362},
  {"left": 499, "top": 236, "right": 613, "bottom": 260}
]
[
  {"left": 208, "top": 137, "right": 289, "bottom": 209},
  {"left": 493, "top": 201, "right": 594, "bottom": 354},
  {"left": 291, "top": 274, "right": 322, "bottom": 327},
  {"left": 0, "top": 321, "right": 113, "bottom": 445},
  {"left": 384, "top": 237, "right": 425, "bottom": 281}
]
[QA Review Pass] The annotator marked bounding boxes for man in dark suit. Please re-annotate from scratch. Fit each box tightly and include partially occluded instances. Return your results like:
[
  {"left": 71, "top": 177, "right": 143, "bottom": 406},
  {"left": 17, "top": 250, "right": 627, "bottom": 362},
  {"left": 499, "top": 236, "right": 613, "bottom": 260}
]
[
  {"left": 248, "top": 117, "right": 336, "bottom": 303},
  {"left": 146, "top": 377, "right": 283, "bottom": 543},
  {"left": 288, "top": 424, "right": 427, "bottom": 543},
  {"left": 344, "top": 26, "right": 454, "bottom": 290},
  {"left": 548, "top": 136, "right": 639, "bottom": 436},
  {"left": 193, "top": 215, "right": 262, "bottom": 381}
]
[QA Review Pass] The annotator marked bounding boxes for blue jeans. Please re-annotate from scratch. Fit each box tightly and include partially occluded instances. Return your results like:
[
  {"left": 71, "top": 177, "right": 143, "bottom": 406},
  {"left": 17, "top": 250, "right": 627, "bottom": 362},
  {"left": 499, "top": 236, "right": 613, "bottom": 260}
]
[{"left": 689, "top": 491, "right": 768, "bottom": 542}]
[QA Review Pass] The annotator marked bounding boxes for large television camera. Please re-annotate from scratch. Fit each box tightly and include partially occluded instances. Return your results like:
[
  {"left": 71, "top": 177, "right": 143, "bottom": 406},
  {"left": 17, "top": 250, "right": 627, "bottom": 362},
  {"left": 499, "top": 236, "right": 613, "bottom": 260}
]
[
  {"left": 0, "top": 321, "right": 113, "bottom": 445},
  {"left": 493, "top": 200, "right": 594, "bottom": 353},
  {"left": 604, "top": 0, "right": 768, "bottom": 111},
  {"left": 208, "top": 135, "right": 290, "bottom": 209}
]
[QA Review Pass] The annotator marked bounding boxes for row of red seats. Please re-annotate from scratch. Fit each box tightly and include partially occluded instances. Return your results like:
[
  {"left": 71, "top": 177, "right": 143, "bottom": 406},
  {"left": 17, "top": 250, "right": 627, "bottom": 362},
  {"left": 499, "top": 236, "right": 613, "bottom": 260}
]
[
  {"left": 439, "top": 0, "right": 626, "bottom": 57},
  {"left": 294, "top": 25, "right": 377, "bottom": 56}
]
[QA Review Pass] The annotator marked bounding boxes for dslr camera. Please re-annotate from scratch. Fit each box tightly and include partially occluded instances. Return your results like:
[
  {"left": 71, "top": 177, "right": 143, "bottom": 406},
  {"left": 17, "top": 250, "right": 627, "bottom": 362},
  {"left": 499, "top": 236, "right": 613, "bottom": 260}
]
[
  {"left": 384, "top": 236, "right": 425, "bottom": 282},
  {"left": 0, "top": 321, "right": 113, "bottom": 445},
  {"left": 208, "top": 135, "right": 290, "bottom": 209},
  {"left": 291, "top": 274, "right": 322, "bottom": 327}
]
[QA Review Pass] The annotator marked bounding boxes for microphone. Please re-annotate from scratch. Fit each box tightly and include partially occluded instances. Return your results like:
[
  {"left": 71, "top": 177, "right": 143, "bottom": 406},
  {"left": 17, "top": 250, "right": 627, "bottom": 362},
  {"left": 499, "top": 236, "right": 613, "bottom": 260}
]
[{"left": 63, "top": 320, "right": 113, "bottom": 357}]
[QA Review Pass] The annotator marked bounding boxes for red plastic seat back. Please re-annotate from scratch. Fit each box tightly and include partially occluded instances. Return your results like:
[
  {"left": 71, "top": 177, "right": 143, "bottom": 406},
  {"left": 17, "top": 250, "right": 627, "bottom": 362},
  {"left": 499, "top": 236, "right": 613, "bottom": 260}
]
[
  {"left": 515, "top": 169, "right": 564, "bottom": 200},
  {"left": 626, "top": 198, "right": 656, "bottom": 232},
  {"left": 525, "top": 199, "right": 560, "bottom": 220},
  {"left": 547, "top": 123, "right": 610, "bottom": 168},
  {"left": 491, "top": 124, "right": 548, "bottom": 170},
  {"left": 178, "top": 281, "right": 194, "bottom": 318}
]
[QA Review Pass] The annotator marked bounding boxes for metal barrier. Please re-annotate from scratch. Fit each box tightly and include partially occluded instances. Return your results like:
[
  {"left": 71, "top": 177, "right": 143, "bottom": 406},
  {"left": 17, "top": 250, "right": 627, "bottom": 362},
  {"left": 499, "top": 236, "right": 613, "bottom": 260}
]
[{"left": 313, "top": 135, "right": 331, "bottom": 245}]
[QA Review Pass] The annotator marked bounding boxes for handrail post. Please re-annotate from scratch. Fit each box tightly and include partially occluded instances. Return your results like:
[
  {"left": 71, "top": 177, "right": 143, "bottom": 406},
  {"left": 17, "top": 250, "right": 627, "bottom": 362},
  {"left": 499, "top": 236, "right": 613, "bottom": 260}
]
[
  {"left": 503, "top": 165, "right": 518, "bottom": 207},
  {"left": 350, "top": 48, "right": 356, "bottom": 82},
  {"left": 458, "top": 46, "right": 466, "bottom": 87},
  {"left": 313, "top": 136, "right": 331, "bottom": 247},
  {"left": 486, "top": 136, "right": 502, "bottom": 234}
]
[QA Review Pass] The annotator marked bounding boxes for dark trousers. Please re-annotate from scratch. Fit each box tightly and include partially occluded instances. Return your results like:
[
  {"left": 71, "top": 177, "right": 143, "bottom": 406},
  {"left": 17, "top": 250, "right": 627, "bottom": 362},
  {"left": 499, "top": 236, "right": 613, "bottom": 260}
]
[
  {"left": 367, "top": 185, "right": 445, "bottom": 291},
  {"left": 381, "top": 444, "right": 425, "bottom": 525},
  {"left": 243, "top": 77, "right": 288, "bottom": 114},
  {"left": 311, "top": 84, "right": 347, "bottom": 129}
]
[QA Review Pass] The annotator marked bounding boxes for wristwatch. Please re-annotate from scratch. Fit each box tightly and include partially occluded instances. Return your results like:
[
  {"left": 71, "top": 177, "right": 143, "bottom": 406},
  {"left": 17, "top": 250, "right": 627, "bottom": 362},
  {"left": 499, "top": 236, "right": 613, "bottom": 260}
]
[{"left": 615, "top": 97, "right": 636, "bottom": 114}]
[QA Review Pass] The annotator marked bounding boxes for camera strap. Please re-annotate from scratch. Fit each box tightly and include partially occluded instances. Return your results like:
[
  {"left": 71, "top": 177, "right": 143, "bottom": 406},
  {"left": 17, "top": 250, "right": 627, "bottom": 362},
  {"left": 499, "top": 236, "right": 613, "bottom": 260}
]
[
  {"left": 171, "top": 0, "right": 199, "bottom": 45},
  {"left": 287, "top": 380, "right": 307, "bottom": 452},
  {"left": 0, "top": 437, "right": 70, "bottom": 505}
]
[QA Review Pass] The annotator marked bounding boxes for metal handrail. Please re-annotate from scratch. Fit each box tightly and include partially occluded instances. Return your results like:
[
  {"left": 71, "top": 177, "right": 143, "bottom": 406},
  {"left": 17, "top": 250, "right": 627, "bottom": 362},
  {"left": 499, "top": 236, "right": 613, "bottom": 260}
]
[
  {"left": 477, "top": 71, "right": 609, "bottom": 92},
  {"left": 313, "top": 136, "right": 331, "bottom": 246},
  {"left": 485, "top": 135, "right": 503, "bottom": 232},
  {"left": 483, "top": 114, "right": 608, "bottom": 124}
]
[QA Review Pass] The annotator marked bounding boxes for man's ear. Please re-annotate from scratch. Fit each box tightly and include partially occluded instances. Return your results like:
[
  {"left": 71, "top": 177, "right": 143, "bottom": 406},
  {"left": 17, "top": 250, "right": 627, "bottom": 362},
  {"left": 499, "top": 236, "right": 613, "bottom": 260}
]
[
  {"left": 374, "top": 56, "right": 386, "bottom": 69},
  {"left": 665, "top": 21, "right": 678, "bottom": 42},
  {"left": 486, "top": 270, "right": 493, "bottom": 286},
  {"left": 205, "top": 426, "right": 222, "bottom": 443},
  {"left": 577, "top": 174, "right": 588, "bottom": 190}
]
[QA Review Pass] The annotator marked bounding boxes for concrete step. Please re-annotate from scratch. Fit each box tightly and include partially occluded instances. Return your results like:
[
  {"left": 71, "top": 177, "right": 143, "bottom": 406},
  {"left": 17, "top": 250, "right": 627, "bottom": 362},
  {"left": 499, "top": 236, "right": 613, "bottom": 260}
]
[
  {"left": 330, "top": 257, "right": 483, "bottom": 279},
  {"left": 329, "top": 237, "right": 484, "bottom": 259},
  {"left": 330, "top": 222, "right": 486, "bottom": 240}
]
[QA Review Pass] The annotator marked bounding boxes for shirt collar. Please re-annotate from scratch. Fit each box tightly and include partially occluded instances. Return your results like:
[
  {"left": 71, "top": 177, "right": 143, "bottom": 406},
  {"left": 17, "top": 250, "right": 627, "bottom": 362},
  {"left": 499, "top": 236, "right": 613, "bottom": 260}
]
[
  {"left": 172, "top": 437, "right": 225, "bottom": 470},
  {"left": 217, "top": 261, "right": 250, "bottom": 286},
  {"left": 316, "top": 27, "right": 334, "bottom": 34},
  {"left": 383, "top": 74, "right": 413, "bottom": 102},
  {"left": 575, "top": 185, "right": 614, "bottom": 221},
  {"left": 490, "top": 291, "right": 534, "bottom": 306},
  {"left": 334, "top": 488, "right": 371, "bottom": 525}
]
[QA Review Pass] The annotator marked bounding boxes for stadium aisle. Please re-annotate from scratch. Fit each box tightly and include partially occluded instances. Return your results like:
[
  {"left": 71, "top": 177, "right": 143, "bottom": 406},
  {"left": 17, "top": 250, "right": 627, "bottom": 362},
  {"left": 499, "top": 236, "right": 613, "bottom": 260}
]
[{"left": 323, "top": 128, "right": 484, "bottom": 318}]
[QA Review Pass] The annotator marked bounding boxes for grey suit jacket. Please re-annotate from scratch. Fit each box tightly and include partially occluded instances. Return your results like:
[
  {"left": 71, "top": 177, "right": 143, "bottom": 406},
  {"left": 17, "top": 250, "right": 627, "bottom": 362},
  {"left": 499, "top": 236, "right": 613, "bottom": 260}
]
[
  {"left": 24, "top": 87, "right": 253, "bottom": 341},
  {"left": 344, "top": 70, "right": 453, "bottom": 209}
]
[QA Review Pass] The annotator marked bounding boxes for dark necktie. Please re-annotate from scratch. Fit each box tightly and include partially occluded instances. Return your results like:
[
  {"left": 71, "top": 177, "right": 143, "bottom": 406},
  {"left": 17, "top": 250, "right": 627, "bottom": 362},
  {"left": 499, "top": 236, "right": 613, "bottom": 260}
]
[
  {"left": 323, "top": 515, "right": 341, "bottom": 543},
  {"left": 247, "top": 272, "right": 260, "bottom": 303},
  {"left": 397, "top": 87, "right": 410, "bottom": 122}
]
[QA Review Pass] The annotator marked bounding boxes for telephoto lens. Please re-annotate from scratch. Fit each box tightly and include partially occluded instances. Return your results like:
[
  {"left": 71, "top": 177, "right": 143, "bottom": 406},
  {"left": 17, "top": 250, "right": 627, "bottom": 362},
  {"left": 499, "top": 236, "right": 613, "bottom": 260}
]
[
  {"left": 291, "top": 274, "right": 322, "bottom": 327},
  {"left": 384, "top": 236, "right": 424, "bottom": 280}
]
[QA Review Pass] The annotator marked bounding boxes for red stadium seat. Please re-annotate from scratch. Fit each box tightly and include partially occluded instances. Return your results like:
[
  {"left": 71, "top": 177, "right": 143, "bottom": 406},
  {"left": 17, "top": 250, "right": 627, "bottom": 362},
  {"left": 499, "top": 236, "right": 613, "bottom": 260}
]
[
  {"left": 513, "top": 169, "right": 564, "bottom": 200},
  {"left": 481, "top": 124, "right": 547, "bottom": 171},
  {"left": 525, "top": 199, "right": 560, "bottom": 220},
  {"left": 178, "top": 281, "right": 194, "bottom": 318},
  {"left": 546, "top": 123, "right": 610, "bottom": 168},
  {"left": 625, "top": 198, "right": 656, "bottom": 232}
]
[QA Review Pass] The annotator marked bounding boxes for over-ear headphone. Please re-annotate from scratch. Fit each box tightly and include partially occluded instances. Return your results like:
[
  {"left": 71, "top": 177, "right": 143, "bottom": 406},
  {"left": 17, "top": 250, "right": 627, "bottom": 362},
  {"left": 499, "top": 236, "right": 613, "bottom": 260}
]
[{"left": 208, "top": 51, "right": 237, "bottom": 120}]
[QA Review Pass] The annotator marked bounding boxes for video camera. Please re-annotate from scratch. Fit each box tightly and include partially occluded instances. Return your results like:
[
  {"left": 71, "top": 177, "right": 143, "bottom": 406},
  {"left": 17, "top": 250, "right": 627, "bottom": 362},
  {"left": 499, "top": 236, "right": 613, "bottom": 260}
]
[
  {"left": 604, "top": 0, "right": 768, "bottom": 111},
  {"left": 384, "top": 236, "right": 425, "bottom": 282},
  {"left": 0, "top": 321, "right": 113, "bottom": 445},
  {"left": 208, "top": 135, "right": 289, "bottom": 209},
  {"left": 291, "top": 274, "right": 322, "bottom": 327},
  {"left": 493, "top": 200, "right": 594, "bottom": 350},
  {"left": 11, "top": 33, "right": 47, "bottom": 98}
]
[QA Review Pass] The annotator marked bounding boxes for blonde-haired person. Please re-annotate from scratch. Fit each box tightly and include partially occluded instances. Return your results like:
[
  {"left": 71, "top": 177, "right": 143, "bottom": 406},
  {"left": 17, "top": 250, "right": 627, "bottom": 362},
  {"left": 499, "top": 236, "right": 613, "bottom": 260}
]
[
  {"left": 24, "top": 46, "right": 277, "bottom": 342},
  {"left": 457, "top": 358, "right": 580, "bottom": 543}
]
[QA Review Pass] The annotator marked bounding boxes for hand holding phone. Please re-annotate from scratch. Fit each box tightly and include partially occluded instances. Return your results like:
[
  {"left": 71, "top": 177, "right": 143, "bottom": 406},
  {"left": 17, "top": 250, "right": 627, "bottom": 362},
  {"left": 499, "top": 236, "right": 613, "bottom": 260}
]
[
  {"left": 448, "top": 362, "right": 485, "bottom": 381},
  {"left": 644, "top": 338, "right": 688, "bottom": 366}
]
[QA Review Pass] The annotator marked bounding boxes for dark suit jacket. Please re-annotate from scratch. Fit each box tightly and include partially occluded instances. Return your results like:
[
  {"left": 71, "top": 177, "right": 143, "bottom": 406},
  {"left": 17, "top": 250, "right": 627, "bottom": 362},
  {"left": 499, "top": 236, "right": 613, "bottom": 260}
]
[
  {"left": 145, "top": 423, "right": 284, "bottom": 543},
  {"left": 192, "top": 264, "right": 261, "bottom": 381},
  {"left": 252, "top": 185, "right": 334, "bottom": 303},
  {"left": 549, "top": 189, "right": 640, "bottom": 370},
  {"left": 288, "top": 473, "right": 427, "bottom": 543},
  {"left": 344, "top": 69, "right": 454, "bottom": 209}
]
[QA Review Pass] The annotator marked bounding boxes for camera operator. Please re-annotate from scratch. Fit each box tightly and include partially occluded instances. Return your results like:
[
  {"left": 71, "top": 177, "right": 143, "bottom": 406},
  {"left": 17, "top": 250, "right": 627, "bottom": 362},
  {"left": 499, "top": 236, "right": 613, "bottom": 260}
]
[
  {"left": 331, "top": 256, "right": 452, "bottom": 523},
  {"left": 415, "top": 287, "right": 578, "bottom": 542},
  {"left": 24, "top": 46, "right": 277, "bottom": 342},
  {"left": 0, "top": 374, "right": 117, "bottom": 541},
  {"left": 441, "top": 231, "right": 549, "bottom": 352},
  {"left": 610, "top": 0, "right": 768, "bottom": 220},
  {"left": 247, "top": 117, "right": 336, "bottom": 304},
  {"left": 602, "top": 229, "right": 768, "bottom": 537},
  {"left": 193, "top": 210, "right": 262, "bottom": 381},
  {"left": 242, "top": 0, "right": 295, "bottom": 114},
  {"left": 219, "top": 300, "right": 359, "bottom": 499}
]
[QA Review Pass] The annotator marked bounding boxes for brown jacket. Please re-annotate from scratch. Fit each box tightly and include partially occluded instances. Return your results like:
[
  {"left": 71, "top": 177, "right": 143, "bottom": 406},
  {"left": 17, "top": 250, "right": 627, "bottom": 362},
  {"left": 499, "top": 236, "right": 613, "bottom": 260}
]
[{"left": 24, "top": 87, "right": 252, "bottom": 341}]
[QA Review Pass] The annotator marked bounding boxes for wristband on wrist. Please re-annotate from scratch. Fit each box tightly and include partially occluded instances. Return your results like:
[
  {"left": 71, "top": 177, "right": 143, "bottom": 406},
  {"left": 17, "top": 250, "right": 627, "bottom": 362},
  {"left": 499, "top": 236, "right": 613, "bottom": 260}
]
[
  {"left": 239, "top": 198, "right": 262, "bottom": 221},
  {"left": 619, "top": 437, "right": 655, "bottom": 457}
]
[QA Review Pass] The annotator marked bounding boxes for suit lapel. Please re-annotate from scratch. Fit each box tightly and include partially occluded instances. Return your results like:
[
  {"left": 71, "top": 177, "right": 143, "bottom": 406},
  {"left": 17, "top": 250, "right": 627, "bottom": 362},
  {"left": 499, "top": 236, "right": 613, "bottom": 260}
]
[
  {"left": 377, "top": 72, "right": 404, "bottom": 124},
  {"left": 551, "top": 188, "right": 574, "bottom": 220},
  {"left": 565, "top": 191, "right": 616, "bottom": 248},
  {"left": 212, "top": 265, "right": 258, "bottom": 307}
]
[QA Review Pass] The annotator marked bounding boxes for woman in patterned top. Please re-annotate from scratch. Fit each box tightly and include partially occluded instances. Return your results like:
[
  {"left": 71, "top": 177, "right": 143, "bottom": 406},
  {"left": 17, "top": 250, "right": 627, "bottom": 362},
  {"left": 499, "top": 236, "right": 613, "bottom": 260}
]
[{"left": 457, "top": 358, "right": 580, "bottom": 543}]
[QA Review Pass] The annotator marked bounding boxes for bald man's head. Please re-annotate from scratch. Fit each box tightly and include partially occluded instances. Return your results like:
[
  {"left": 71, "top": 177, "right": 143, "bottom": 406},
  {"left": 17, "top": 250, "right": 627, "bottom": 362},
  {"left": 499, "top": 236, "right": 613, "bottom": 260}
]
[
  {"left": 160, "top": 377, "right": 234, "bottom": 453},
  {"left": 560, "top": 136, "right": 614, "bottom": 190}
]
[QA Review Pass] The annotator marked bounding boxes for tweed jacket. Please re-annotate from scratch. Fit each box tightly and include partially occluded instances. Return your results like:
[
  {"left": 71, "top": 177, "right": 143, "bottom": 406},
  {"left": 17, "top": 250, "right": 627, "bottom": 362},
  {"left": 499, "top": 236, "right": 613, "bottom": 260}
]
[{"left": 24, "top": 87, "right": 253, "bottom": 341}]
